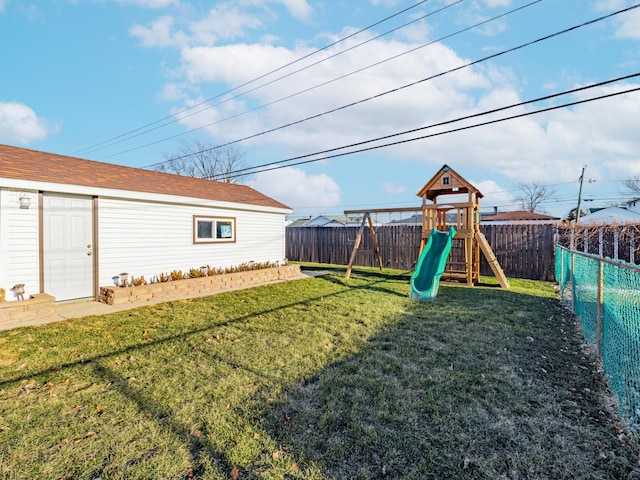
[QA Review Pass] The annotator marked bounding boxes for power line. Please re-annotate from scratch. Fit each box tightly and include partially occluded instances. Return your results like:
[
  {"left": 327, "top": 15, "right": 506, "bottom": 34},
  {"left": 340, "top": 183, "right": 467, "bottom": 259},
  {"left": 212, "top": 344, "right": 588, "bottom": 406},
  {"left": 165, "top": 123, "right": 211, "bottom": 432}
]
[
  {"left": 142, "top": 1, "right": 636, "bottom": 170},
  {"left": 71, "top": 0, "right": 432, "bottom": 157},
  {"left": 132, "top": 0, "right": 542, "bottom": 166},
  {"left": 217, "top": 81, "right": 640, "bottom": 180},
  {"left": 101, "top": 0, "right": 472, "bottom": 162},
  {"left": 206, "top": 73, "right": 640, "bottom": 180}
]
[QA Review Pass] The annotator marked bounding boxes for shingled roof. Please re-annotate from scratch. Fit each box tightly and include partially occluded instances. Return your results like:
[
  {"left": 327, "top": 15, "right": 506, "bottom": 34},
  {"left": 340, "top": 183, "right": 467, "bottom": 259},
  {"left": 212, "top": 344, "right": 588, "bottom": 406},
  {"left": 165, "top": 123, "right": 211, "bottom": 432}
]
[
  {"left": 482, "top": 210, "right": 559, "bottom": 222},
  {"left": 0, "top": 144, "right": 289, "bottom": 210}
]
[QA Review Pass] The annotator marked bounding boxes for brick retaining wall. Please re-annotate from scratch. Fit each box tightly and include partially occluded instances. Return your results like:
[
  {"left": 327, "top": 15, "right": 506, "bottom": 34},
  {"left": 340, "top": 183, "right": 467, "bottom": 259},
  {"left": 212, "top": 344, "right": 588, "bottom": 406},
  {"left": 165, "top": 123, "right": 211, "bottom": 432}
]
[
  {"left": 0, "top": 294, "right": 56, "bottom": 327},
  {"left": 98, "top": 264, "right": 302, "bottom": 306}
]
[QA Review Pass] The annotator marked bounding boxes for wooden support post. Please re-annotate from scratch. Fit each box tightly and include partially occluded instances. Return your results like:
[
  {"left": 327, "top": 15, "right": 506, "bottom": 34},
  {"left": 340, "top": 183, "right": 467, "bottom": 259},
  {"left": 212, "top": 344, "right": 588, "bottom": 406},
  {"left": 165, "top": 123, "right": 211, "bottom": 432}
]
[
  {"left": 476, "top": 232, "right": 510, "bottom": 288},
  {"left": 596, "top": 260, "right": 604, "bottom": 355},
  {"left": 367, "top": 215, "right": 384, "bottom": 272},
  {"left": 345, "top": 214, "right": 368, "bottom": 280}
]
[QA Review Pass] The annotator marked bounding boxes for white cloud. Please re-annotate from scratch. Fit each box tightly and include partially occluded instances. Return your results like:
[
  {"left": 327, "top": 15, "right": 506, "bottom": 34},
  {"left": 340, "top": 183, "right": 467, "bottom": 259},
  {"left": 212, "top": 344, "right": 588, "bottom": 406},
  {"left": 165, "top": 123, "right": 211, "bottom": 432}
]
[
  {"left": 382, "top": 182, "right": 407, "bottom": 195},
  {"left": 130, "top": 4, "right": 264, "bottom": 47},
  {"left": 117, "top": 0, "right": 179, "bottom": 8},
  {"left": 190, "top": 5, "right": 262, "bottom": 44},
  {"left": 0, "top": 102, "right": 58, "bottom": 144},
  {"left": 471, "top": 179, "right": 517, "bottom": 210},
  {"left": 180, "top": 43, "right": 296, "bottom": 84},
  {"left": 173, "top": 35, "right": 488, "bottom": 152},
  {"left": 242, "top": 0, "right": 312, "bottom": 19},
  {"left": 278, "top": 0, "right": 312, "bottom": 19},
  {"left": 613, "top": 5, "right": 640, "bottom": 39},
  {"left": 130, "top": 15, "right": 188, "bottom": 47},
  {"left": 481, "top": 0, "right": 512, "bottom": 7},
  {"left": 250, "top": 167, "right": 341, "bottom": 212}
]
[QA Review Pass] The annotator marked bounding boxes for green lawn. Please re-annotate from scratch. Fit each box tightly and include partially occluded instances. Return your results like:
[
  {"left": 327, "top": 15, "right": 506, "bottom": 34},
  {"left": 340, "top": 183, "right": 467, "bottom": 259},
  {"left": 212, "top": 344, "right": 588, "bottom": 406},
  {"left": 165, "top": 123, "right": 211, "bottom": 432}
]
[{"left": 0, "top": 265, "right": 638, "bottom": 479}]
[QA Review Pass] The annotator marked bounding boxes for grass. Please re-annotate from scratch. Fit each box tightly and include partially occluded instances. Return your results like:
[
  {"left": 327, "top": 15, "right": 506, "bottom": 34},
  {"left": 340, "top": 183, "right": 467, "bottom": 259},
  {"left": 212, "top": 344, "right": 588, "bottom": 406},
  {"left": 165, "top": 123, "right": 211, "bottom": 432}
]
[{"left": 0, "top": 264, "right": 638, "bottom": 479}]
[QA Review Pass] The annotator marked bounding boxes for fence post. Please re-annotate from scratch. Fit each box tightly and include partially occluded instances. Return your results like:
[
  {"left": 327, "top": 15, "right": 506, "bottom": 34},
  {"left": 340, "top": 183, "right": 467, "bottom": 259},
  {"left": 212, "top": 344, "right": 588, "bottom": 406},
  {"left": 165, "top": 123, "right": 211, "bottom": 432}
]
[
  {"left": 596, "top": 260, "right": 604, "bottom": 356},
  {"left": 584, "top": 229, "right": 589, "bottom": 253},
  {"left": 598, "top": 230, "right": 603, "bottom": 257},
  {"left": 571, "top": 251, "right": 576, "bottom": 314}
]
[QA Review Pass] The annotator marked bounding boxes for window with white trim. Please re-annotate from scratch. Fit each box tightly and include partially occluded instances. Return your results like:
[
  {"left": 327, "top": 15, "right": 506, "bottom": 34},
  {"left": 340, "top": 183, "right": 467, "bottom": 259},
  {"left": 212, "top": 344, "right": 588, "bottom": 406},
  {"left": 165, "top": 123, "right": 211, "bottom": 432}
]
[{"left": 193, "top": 216, "right": 236, "bottom": 243}]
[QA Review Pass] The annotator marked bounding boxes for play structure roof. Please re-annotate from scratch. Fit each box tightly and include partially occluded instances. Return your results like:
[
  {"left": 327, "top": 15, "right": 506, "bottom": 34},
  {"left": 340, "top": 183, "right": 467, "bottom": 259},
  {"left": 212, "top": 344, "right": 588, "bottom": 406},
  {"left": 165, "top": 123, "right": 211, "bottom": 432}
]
[{"left": 416, "top": 164, "right": 483, "bottom": 201}]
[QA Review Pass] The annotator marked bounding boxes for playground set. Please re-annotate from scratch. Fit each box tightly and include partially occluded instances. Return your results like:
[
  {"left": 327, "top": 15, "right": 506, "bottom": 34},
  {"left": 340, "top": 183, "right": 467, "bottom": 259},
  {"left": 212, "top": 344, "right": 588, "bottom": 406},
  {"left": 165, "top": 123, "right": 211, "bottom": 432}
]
[{"left": 344, "top": 165, "right": 509, "bottom": 300}]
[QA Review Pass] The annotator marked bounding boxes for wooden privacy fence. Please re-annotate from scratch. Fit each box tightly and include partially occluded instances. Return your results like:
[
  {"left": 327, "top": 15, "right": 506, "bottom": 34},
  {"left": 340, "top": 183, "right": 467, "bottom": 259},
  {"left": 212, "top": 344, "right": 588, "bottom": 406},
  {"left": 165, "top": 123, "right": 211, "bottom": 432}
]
[{"left": 286, "top": 223, "right": 557, "bottom": 281}]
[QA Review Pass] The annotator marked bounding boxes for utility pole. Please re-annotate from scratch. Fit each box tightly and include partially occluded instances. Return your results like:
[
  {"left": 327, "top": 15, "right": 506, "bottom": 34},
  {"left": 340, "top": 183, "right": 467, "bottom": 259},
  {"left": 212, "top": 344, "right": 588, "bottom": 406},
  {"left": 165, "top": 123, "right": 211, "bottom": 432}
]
[{"left": 575, "top": 165, "right": 586, "bottom": 224}]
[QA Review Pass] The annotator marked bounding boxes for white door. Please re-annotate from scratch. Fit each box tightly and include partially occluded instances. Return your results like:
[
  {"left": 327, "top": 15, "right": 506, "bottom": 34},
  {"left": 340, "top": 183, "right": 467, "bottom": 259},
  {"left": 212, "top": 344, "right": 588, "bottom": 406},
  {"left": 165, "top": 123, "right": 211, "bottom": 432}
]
[{"left": 43, "top": 194, "right": 94, "bottom": 301}]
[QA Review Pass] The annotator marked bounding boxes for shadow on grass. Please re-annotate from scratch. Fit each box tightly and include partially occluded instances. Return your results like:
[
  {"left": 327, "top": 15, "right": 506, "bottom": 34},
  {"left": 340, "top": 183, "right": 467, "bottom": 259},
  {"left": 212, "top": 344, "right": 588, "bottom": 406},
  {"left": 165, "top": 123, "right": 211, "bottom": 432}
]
[
  {"left": 0, "top": 268, "right": 637, "bottom": 479},
  {"left": 259, "top": 285, "right": 638, "bottom": 479},
  {"left": 0, "top": 269, "right": 409, "bottom": 478}
]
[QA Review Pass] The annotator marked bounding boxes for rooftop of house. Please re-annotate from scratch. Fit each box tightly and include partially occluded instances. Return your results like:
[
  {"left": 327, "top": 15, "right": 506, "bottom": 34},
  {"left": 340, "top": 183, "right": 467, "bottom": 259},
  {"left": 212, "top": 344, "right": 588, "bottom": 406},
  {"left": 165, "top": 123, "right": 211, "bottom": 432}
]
[
  {"left": 0, "top": 144, "right": 289, "bottom": 210},
  {"left": 578, "top": 206, "right": 640, "bottom": 225},
  {"left": 482, "top": 210, "right": 560, "bottom": 222}
]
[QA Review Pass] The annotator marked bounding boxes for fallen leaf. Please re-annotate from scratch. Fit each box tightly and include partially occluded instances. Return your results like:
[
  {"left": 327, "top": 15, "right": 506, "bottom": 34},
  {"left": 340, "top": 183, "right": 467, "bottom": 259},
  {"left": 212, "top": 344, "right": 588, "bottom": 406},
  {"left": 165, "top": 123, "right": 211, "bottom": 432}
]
[
  {"left": 190, "top": 429, "right": 203, "bottom": 437},
  {"left": 230, "top": 466, "right": 240, "bottom": 479}
]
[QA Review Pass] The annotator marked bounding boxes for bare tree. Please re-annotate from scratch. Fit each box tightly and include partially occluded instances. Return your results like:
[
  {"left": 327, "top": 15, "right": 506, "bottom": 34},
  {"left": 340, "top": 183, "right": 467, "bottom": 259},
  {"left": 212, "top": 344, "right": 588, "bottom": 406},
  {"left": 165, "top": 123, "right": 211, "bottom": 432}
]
[
  {"left": 157, "top": 140, "right": 249, "bottom": 183},
  {"left": 516, "top": 182, "right": 557, "bottom": 212},
  {"left": 622, "top": 175, "right": 640, "bottom": 196}
]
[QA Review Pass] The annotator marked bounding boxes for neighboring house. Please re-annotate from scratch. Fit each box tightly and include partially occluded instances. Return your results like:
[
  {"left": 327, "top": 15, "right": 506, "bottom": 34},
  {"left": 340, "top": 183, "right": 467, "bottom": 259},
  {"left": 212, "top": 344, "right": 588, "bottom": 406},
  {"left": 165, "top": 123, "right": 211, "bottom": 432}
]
[
  {"left": 303, "top": 215, "right": 348, "bottom": 227},
  {"left": 578, "top": 206, "right": 640, "bottom": 225},
  {"left": 387, "top": 214, "right": 422, "bottom": 226},
  {"left": 0, "top": 144, "right": 291, "bottom": 302},
  {"left": 288, "top": 215, "right": 377, "bottom": 227},
  {"left": 624, "top": 198, "right": 640, "bottom": 214},
  {"left": 285, "top": 218, "right": 311, "bottom": 227},
  {"left": 481, "top": 210, "right": 560, "bottom": 225}
]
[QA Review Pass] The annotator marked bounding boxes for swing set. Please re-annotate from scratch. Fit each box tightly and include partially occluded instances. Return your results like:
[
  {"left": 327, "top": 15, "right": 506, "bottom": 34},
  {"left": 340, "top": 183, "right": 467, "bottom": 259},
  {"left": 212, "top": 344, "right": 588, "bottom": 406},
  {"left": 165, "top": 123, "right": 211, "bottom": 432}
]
[{"left": 343, "top": 164, "right": 509, "bottom": 288}]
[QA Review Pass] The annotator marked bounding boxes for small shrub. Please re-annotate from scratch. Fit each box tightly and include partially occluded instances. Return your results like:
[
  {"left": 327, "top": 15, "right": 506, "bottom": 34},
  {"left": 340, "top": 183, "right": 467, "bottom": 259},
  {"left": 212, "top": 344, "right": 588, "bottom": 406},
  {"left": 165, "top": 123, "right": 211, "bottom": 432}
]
[
  {"left": 157, "top": 273, "right": 171, "bottom": 283},
  {"left": 0, "top": 288, "right": 5, "bottom": 302},
  {"left": 206, "top": 265, "right": 223, "bottom": 276},
  {"left": 187, "top": 268, "right": 206, "bottom": 279},
  {"left": 131, "top": 276, "right": 147, "bottom": 286},
  {"left": 170, "top": 270, "right": 184, "bottom": 281}
]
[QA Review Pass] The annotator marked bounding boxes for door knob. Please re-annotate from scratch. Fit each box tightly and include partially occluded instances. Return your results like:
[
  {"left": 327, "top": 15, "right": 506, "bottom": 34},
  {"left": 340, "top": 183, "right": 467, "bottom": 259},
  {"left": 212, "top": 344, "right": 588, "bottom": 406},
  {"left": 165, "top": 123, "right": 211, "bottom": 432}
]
[{"left": 87, "top": 251, "right": 93, "bottom": 256}]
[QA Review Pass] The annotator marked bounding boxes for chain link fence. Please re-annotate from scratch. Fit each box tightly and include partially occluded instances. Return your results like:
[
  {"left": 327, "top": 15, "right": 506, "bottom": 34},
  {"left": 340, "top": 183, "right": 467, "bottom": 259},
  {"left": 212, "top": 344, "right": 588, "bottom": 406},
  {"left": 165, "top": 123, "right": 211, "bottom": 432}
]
[{"left": 556, "top": 246, "right": 640, "bottom": 431}]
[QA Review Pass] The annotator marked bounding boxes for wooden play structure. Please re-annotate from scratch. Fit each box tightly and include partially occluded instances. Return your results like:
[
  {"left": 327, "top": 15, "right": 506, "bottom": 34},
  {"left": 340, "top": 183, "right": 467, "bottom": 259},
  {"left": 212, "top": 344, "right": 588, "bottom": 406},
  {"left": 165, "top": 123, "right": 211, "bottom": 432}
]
[{"left": 344, "top": 164, "right": 509, "bottom": 288}]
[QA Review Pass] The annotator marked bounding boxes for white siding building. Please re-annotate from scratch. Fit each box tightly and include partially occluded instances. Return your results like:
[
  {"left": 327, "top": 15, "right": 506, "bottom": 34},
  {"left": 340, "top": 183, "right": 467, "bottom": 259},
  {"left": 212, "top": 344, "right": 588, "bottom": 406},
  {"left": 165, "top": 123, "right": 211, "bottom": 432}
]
[{"left": 0, "top": 144, "right": 291, "bottom": 302}]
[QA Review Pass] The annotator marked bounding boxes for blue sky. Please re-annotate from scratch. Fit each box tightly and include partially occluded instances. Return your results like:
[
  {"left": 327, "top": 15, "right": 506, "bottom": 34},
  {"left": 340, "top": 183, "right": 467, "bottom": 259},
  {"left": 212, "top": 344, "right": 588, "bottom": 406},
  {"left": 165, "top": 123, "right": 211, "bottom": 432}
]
[{"left": 2, "top": 0, "right": 640, "bottom": 220}]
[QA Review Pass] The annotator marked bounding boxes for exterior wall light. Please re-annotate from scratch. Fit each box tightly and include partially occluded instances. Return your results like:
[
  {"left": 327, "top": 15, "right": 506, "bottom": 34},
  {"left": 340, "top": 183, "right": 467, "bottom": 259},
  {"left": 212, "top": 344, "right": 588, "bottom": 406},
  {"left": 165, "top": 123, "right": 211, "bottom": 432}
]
[{"left": 19, "top": 194, "right": 31, "bottom": 209}]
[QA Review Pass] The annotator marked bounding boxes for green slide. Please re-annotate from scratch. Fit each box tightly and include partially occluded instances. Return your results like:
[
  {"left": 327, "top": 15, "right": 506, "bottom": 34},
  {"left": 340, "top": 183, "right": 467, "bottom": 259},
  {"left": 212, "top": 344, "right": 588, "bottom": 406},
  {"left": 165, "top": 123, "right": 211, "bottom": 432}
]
[{"left": 410, "top": 227, "right": 456, "bottom": 301}]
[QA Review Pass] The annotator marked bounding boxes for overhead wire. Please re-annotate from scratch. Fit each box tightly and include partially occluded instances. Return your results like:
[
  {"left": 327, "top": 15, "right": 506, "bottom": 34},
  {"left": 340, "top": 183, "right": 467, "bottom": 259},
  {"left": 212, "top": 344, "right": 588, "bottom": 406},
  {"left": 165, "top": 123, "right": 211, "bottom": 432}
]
[
  {"left": 71, "top": 0, "right": 432, "bottom": 157},
  {"left": 216, "top": 82, "right": 640, "bottom": 181},
  {"left": 102, "top": 0, "right": 472, "bottom": 162},
  {"left": 206, "top": 73, "right": 640, "bottom": 180},
  {"left": 141, "top": 1, "right": 635, "bottom": 170},
  {"left": 133, "top": 0, "right": 541, "bottom": 166}
]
